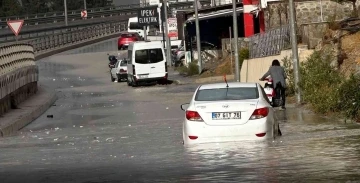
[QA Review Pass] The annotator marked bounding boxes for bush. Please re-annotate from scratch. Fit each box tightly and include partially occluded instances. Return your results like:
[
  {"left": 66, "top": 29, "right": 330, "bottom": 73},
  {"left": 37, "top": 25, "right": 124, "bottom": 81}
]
[
  {"left": 338, "top": 74, "right": 360, "bottom": 121},
  {"left": 299, "top": 50, "right": 344, "bottom": 113},
  {"left": 282, "top": 56, "right": 295, "bottom": 96},
  {"left": 239, "top": 48, "right": 250, "bottom": 69},
  {"left": 176, "top": 61, "right": 199, "bottom": 76}
]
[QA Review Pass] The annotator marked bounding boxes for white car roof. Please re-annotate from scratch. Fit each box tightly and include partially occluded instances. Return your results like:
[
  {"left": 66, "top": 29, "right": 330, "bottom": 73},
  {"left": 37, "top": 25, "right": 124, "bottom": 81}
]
[{"left": 198, "top": 82, "right": 258, "bottom": 90}]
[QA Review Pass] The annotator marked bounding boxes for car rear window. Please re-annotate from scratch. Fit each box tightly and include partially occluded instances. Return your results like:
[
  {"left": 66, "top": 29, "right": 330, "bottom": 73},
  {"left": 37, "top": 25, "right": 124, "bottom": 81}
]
[
  {"left": 195, "top": 87, "right": 259, "bottom": 101},
  {"left": 121, "top": 34, "right": 136, "bottom": 38},
  {"left": 129, "top": 22, "right": 142, "bottom": 30},
  {"left": 135, "top": 48, "right": 163, "bottom": 64},
  {"left": 120, "top": 60, "right": 128, "bottom": 66}
]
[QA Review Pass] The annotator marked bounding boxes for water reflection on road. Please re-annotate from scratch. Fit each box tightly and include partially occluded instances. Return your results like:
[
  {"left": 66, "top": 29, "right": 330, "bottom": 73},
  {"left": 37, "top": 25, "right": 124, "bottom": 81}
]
[{"left": 1, "top": 39, "right": 360, "bottom": 183}]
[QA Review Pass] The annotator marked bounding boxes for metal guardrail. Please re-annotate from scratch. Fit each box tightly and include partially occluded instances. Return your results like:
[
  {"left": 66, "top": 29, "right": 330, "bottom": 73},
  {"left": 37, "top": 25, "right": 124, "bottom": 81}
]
[
  {"left": 0, "top": 20, "right": 128, "bottom": 43},
  {"left": 0, "top": 0, "right": 212, "bottom": 29},
  {"left": 248, "top": 25, "right": 290, "bottom": 59},
  {"left": 0, "top": 44, "right": 38, "bottom": 115},
  {"left": 27, "top": 21, "right": 127, "bottom": 53}
]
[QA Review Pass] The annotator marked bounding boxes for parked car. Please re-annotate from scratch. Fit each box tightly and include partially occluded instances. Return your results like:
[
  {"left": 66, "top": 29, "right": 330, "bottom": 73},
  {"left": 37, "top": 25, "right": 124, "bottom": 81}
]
[
  {"left": 110, "top": 59, "right": 128, "bottom": 82},
  {"left": 118, "top": 32, "right": 143, "bottom": 50},
  {"left": 172, "top": 41, "right": 217, "bottom": 67},
  {"left": 180, "top": 82, "right": 281, "bottom": 145}
]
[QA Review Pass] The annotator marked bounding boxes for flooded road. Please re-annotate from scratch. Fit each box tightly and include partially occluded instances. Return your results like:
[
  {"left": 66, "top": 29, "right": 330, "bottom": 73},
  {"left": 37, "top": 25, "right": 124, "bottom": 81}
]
[{"left": 0, "top": 39, "right": 360, "bottom": 183}]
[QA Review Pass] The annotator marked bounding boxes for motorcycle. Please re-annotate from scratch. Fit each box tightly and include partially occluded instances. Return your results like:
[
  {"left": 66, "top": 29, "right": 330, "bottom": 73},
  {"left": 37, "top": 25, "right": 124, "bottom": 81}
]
[
  {"left": 263, "top": 77, "right": 284, "bottom": 107},
  {"left": 263, "top": 77, "right": 275, "bottom": 106}
]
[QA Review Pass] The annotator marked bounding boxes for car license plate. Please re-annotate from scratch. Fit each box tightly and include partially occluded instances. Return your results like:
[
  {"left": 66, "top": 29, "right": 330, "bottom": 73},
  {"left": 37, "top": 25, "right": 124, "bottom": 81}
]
[
  {"left": 212, "top": 112, "right": 241, "bottom": 120},
  {"left": 139, "top": 75, "right": 148, "bottom": 79}
]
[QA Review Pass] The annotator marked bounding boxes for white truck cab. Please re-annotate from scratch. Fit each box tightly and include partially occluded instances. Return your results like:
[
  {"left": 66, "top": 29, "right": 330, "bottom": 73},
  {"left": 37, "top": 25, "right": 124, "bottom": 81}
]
[
  {"left": 127, "top": 17, "right": 149, "bottom": 38},
  {"left": 126, "top": 41, "right": 168, "bottom": 87}
]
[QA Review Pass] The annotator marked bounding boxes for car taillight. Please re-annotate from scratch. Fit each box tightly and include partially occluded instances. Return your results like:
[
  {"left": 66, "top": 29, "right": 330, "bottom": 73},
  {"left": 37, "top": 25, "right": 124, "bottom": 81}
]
[
  {"left": 250, "top": 107, "right": 269, "bottom": 120},
  {"left": 165, "top": 62, "right": 168, "bottom": 72},
  {"left": 186, "top": 110, "right": 203, "bottom": 121}
]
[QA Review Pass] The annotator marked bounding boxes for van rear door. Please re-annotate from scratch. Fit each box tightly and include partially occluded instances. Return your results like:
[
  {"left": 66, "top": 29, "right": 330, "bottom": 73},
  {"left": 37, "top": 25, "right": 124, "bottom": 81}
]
[
  {"left": 134, "top": 49, "right": 151, "bottom": 78},
  {"left": 134, "top": 48, "right": 166, "bottom": 79},
  {"left": 148, "top": 48, "right": 166, "bottom": 78}
]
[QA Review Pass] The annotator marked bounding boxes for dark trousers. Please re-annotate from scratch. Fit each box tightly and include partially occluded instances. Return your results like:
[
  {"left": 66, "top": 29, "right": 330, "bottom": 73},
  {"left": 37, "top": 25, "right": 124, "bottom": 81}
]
[{"left": 275, "top": 82, "right": 286, "bottom": 107}]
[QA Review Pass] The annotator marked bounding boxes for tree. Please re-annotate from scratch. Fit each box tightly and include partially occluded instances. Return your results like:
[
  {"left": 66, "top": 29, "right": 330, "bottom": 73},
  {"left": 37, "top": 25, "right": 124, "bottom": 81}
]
[
  {"left": 22, "top": 0, "right": 51, "bottom": 14},
  {"left": 0, "top": 0, "right": 22, "bottom": 17}
]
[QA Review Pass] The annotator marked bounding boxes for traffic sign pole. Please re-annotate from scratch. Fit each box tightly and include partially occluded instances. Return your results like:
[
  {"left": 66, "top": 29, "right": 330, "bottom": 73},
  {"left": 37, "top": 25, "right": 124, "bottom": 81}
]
[
  {"left": 83, "top": 0, "right": 87, "bottom": 19},
  {"left": 143, "top": 26, "right": 147, "bottom": 40}
]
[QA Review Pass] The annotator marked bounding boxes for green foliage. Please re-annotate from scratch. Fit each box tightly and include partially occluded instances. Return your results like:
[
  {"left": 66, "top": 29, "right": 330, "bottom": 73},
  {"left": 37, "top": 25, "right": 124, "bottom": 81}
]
[
  {"left": 281, "top": 56, "right": 295, "bottom": 96},
  {"left": 0, "top": 0, "right": 23, "bottom": 17},
  {"left": 2, "top": 0, "right": 115, "bottom": 16},
  {"left": 295, "top": 48, "right": 360, "bottom": 121},
  {"left": 338, "top": 74, "right": 360, "bottom": 121},
  {"left": 238, "top": 47, "right": 249, "bottom": 69},
  {"left": 177, "top": 61, "right": 199, "bottom": 76},
  {"left": 299, "top": 50, "right": 344, "bottom": 113}
]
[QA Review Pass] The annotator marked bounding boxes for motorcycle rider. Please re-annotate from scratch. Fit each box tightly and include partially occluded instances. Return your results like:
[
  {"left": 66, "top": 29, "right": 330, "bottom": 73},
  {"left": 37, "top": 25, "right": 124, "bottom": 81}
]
[{"left": 259, "top": 59, "right": 287, "bottom": 109}]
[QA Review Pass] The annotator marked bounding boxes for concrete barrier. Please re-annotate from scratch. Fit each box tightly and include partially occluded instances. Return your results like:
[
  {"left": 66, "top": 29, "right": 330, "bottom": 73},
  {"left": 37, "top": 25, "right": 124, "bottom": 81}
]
[
  {"left": 240, "top": 47, "right": 314, "bottom": 85},
  {"left": 0, "top": 44, "right": 38, "bottom": 116}
]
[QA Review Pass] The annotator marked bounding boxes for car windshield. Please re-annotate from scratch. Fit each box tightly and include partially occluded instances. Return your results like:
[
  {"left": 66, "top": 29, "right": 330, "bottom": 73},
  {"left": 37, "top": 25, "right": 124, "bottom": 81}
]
[
  {"left": 135, "top": 48, "right": 163, "bottom": 64},
  {"left": 195, "top": 87, "right": 259, "bottom": 101},
  {"left": 120, "top": 60, "right": 128, "bottom": 66},
  {"left": 129, "top": 22, "right": 142, "bottom": 30}
]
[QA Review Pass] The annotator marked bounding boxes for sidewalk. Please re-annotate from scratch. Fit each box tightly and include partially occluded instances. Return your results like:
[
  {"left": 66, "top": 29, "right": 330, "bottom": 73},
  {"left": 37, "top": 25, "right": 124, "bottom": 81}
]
[
  {"left": 0, "top": 86, "right": 57, "bottom": 137},
  {"left": 169, "top": 67, "right": 235, "bottom": 85}
]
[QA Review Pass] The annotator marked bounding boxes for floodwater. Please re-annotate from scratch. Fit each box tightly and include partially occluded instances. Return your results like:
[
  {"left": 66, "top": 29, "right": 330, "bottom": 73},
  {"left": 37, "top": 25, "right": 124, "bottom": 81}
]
[{"left": 0, "top": 39, "right": 360, "bottom": 183}]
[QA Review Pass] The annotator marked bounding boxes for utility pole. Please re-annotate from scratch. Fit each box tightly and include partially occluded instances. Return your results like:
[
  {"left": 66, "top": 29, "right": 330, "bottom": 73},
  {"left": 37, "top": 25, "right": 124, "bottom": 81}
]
[
  {"left": 194, "top": 0, "right": 202, "bottom": 74},
  {"left": 232, "top": 0, "right": 240, "bottom": 81},
  {"left": 64, "top": 0, "right": 68, "bottom": 26},
  {"left": 289, "top": 0, "right": 301, "bottom": 104},
  {"left": 163, "top": 0, "right": 172, "bottom": 67}
]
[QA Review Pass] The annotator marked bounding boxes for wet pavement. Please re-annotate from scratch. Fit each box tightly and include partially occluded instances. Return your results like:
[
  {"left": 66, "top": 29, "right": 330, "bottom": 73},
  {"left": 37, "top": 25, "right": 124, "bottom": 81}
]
[{"left": 1, "top": 39, "right": 360, "bottom": 183}]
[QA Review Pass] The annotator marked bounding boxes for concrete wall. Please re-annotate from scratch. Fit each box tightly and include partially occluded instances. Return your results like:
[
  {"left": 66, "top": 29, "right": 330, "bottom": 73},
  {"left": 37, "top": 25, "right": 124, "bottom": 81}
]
[
  {"left": 0, "top": 44, "right": 38, "bottom": 116},
  {"left": 240, "top": 47, "right": 314, "bottom": 85},
  {"left": 265, "top": 0, "right": 360, "bottom": 29}
]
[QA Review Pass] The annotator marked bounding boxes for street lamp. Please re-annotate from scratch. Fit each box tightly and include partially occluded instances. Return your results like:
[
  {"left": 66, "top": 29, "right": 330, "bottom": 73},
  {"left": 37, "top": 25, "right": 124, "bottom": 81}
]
[
  {"left": 64, "top": 0, "right": 68, "bottom": 26},
  {"left": 288, "top": 0, "right": 301, "bottom": 103},
  {"left": 194, "top": 0, "right": 202, "bottom": 74},
  {"left": 232, "top": 0, "right": 240, "bottom": 82}
]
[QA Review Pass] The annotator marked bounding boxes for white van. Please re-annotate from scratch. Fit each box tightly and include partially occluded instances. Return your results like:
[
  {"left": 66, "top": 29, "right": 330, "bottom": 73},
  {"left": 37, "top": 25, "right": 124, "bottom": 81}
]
[
  {"left": 128, "top": 17, "right": 149, "bottom": 38},
  {"left": 126, "top": 41, "right": 168, "bottom": 87}
]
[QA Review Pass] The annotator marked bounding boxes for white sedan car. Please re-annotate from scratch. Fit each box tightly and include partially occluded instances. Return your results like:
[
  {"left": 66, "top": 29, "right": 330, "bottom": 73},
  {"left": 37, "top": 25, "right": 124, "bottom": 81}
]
[{"left": 181, "top": 82, "right": 281, "bottom": 145}]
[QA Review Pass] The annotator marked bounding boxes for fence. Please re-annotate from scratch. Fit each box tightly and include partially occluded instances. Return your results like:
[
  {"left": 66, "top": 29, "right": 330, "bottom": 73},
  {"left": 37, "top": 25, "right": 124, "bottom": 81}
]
[
  {"left": 0, "top": 0, "right": 212, "bottom": 29},
  {"left": 248, "top": 25, "right": 290, "bottom": 59},
  {"left": 0, "top": 21, "right": 128, "bottom": 55},
  {"left": 0, "top": 44, "right": 38, "bottom": 116}
]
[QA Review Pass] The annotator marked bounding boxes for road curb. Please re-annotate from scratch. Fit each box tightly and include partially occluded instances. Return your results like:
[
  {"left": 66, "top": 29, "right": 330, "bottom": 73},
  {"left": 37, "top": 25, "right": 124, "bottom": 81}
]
[{"left": 0, "top": 88, "right": 57, "bottom": 137}]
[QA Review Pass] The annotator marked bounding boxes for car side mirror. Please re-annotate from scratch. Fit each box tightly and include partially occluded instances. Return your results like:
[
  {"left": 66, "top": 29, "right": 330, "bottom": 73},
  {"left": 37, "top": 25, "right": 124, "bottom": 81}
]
[{"left": 180, "top": 103, "right": 189, "bottom": 111}]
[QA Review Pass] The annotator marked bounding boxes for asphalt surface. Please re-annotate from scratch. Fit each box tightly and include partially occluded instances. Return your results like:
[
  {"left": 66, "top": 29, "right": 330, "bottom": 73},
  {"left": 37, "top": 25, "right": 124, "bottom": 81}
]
[{"left": 1, "top": 39, "right": 360, "bottom": 183}]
